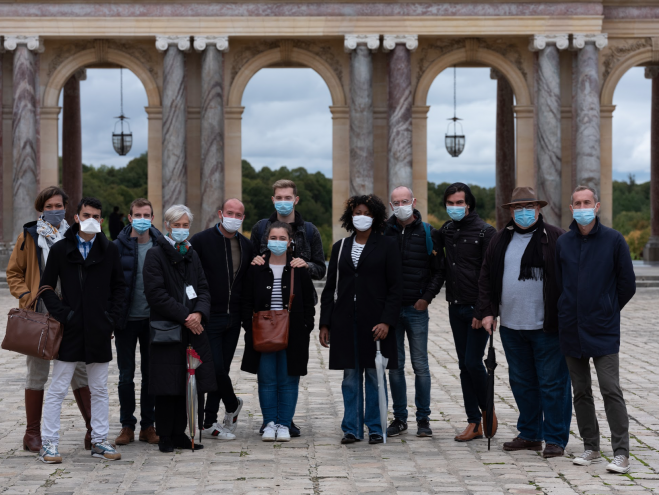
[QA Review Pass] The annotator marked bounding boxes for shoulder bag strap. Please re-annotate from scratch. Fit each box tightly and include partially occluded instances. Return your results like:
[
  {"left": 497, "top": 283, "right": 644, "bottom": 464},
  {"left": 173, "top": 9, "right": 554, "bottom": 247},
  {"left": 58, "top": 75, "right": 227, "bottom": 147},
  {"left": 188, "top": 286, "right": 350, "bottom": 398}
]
[
  {"left": 26, "top": 285, "right": 57, "bottom": 311},
  {"left": 334, "top": 238, "right": 345, "bottom": 303}
]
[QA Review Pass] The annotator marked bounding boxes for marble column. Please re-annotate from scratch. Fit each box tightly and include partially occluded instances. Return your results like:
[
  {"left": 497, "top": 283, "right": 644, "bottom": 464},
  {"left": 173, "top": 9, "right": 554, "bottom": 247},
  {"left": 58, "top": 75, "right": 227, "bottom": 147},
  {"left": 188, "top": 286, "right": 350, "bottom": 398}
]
[
  {"left": 644, "top": 67, "right": 659, "bottom": 262},
  {"left": 5, "top": 36, "right": 42, "bottom": 241},
  {"left": 572, "top": 34, "right": 608, "bottom": 195},
  {"left": 345, "top": 35, "right": 379, "bottom": 196},
  {"left": 194, "top": 36, "right": 229, "bottom": 230},
  {"left": 531, "top": 34, "right": 568, "bottom": 227},
  {"left": 156, "top": 35, "right": 190, "bottom": 215},
  {"left": 383, "top": 35, "right": 416, "bottom": 200},
  {"left": 62, "top": 69, "right": 86, "bottom": 225},
  {"left": 491, "top": 69, "right": 516, "bottom": 230}
]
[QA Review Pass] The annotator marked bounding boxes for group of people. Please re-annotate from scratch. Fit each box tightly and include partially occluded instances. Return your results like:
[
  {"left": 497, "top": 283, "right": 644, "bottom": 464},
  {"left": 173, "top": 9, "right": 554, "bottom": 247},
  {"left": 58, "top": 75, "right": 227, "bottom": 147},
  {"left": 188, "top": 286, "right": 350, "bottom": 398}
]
[{"left": 6, "top": 178, "right": 636, "bottom": 475}]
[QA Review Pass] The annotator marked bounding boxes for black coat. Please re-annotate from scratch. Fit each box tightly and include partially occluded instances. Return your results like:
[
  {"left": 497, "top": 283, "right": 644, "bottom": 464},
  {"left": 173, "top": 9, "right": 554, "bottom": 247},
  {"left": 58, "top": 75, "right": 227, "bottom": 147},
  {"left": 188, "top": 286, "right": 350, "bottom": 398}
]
[
  {"left": 39, "top": 224, "right": 126, "bottom": 364},
  {"left": 114, "top": 224, "right": 162, "bottom": 328},
  {"left": 383, "top": 211, "right": 442, "bottom": 306},
  {"left": 189, "top": 224, "right": 253, "bottom": 315},
  {"left": 143, "top": 236, "right": 216, "bottom": 396},
  {"left": 320, "top": 233, "right": 402, "bottom": 370},
  {"left": 240, "top": 253, "right": 316, "bottom": 376},
  {"left": 556, "top": 218, "right": 636, "bottom": 358}
]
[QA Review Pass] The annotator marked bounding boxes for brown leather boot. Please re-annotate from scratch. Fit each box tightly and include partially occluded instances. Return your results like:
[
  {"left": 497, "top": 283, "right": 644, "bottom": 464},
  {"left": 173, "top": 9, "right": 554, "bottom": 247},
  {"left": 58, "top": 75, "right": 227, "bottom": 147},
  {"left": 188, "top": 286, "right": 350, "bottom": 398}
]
[
  {"left": 139, "top": 426, "right": 159, "bottom": 444},
  {"left": 73, "top": 386, "right": 92, "bottom": 450},
  {"left": 482, "top": 409, "right": 498, "bottom": 437},
  {"left": 503, "top": 436, "right": 543, "bottom": 451},
  {"left": 115, "top": 427, "right": 134, "bottom": 445},
  {"left": 454, "top": 422, "right": 483, "bottom": 442},
  {"left": 23, "top": 389, "right": 44, "bottom": 452}
]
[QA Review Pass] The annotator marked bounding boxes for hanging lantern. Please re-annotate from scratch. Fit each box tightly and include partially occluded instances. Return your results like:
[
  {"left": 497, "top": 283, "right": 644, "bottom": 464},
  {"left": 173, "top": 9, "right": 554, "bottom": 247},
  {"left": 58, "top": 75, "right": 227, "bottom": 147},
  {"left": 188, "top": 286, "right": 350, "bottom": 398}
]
[
  {"left": 112, "top": 68, "right": 133, "bottom": 156},
  {"left": 445, "top": 66, "right": 466, "bottom": 158}
]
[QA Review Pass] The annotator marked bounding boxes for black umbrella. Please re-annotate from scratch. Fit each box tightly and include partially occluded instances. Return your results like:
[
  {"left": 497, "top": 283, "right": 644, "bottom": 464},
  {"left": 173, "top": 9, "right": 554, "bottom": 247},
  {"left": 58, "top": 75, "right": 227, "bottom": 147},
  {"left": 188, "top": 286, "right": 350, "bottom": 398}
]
[{"left": 484, "top": 333, "right": 498, "bottom": 450}]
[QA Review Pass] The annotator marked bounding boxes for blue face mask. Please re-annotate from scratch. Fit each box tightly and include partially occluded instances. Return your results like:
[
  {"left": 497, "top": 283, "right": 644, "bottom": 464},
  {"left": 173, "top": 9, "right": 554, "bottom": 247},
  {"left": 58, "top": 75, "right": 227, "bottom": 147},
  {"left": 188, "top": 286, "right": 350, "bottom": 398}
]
[
  {"left": 267, "top": 240, "right": 288, "bottom": 256},
  {"left": 132, "top": 218, "right": 151, "bottom": 234},
  {"left": 170, "top": 228, "right": 189, "bottom": 243},
  {"left": 446, "top": 206, "right": 466, "bottom": 222},
  {"left": 274, "top": 201, "right": 294, "bottom": 216},
  {"left": 514, "top": 208, "right": 537, "bottom": 229},
  {"left": 573, "top": 207, "right": 596, "bottom": 226}
]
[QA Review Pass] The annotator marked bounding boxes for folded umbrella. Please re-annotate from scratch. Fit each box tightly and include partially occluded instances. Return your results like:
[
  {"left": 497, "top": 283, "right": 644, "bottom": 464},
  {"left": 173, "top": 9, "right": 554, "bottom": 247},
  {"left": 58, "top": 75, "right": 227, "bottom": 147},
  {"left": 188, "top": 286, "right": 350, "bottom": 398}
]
[
  {"left": 375, "top": 340, "right": 389, "bottom": 443},
  {"left": 186, "top": 345, "right": 203, "bottom": 452},
  {"left": 484, "top": 333, "right": 498, "bottom": 450}
]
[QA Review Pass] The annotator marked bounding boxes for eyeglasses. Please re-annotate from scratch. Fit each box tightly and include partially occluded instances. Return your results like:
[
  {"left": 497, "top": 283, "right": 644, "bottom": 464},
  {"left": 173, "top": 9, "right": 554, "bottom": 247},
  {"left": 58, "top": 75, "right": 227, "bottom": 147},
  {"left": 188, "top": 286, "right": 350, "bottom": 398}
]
[
  {"left": 513, "top": 204, "right": 537, "bottom": 212},
  {"left": 391, "top": 199, "right": 413, "bottom": 207}
]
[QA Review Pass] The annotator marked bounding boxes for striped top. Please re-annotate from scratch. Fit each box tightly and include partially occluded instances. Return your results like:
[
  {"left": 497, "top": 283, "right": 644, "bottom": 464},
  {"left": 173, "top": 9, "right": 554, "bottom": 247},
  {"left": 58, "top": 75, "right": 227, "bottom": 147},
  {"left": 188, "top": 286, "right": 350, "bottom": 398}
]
[
  {"left": 351, "top": 241, "right": 365, "bottom": 267},
  {"left": 270, "top": 264, "right": 285, "bottom": 310}
]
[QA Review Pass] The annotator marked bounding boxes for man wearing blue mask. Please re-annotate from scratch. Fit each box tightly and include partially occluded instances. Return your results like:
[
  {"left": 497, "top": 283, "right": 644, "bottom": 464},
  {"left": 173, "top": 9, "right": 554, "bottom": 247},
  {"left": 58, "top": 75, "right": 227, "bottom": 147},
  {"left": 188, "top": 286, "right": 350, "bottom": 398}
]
[
  {"left": 432, "top": 182, "right": 496, "bottom": 442},
  {"left": 556, "top": 186, "right": 635, "bottom": 474},
  {"left": 479, "top": 186, "right": 571, "bottom": 459},
  {"left": 113, "top": 198, "right": 161, "bottom": 446}
]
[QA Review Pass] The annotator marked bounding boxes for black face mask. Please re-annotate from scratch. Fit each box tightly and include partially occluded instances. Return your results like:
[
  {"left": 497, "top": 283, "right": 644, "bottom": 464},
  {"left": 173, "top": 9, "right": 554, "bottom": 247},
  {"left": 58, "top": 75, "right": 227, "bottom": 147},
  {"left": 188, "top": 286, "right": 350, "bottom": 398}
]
[{"left": 42, "top": 209, "right": 66, "bottom": 227}]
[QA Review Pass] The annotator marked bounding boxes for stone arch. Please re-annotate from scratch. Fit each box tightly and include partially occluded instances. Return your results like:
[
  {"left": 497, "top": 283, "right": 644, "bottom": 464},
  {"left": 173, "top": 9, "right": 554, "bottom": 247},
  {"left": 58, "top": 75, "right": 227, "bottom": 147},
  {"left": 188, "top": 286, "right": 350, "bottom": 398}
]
[{"left": 601, "top": 47, "right": 652, "bottom": 106}]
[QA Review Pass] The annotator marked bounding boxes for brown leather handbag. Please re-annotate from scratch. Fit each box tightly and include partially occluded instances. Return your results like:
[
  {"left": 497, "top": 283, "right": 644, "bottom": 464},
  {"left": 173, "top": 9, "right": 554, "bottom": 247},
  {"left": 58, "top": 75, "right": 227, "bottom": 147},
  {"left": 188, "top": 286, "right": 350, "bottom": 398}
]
[
  {"left": 252, "top": 268, "right": 295, "bottom": 353},
  {"left": 2, "top": 286, "right": 63, "bottom": 360}
]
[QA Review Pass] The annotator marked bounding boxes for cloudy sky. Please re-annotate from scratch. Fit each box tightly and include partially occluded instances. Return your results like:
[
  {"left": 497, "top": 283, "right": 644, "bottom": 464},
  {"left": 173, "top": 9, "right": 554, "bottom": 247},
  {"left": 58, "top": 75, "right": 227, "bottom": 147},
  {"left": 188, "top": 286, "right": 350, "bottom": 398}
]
[{"left": 67, "top": 64, "right": 651, "bottom": 187}]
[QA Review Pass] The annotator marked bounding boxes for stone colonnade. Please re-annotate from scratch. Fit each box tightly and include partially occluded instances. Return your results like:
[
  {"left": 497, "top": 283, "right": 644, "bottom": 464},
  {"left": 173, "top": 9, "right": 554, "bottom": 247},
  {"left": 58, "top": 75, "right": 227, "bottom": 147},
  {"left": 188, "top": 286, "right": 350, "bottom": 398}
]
[{"left": 645, "top": 67, "right": 659, "bottom": 261}]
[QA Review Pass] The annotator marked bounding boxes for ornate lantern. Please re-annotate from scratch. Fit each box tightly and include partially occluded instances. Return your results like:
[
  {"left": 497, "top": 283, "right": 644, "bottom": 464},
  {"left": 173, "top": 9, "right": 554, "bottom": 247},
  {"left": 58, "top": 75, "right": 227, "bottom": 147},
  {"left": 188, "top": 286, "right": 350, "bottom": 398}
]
[
  {"left": 445, "top": 66, "right": 465, "bottom": 158},
  {"left": 112, "top": 68, "right": 133, "bottom": 156}
]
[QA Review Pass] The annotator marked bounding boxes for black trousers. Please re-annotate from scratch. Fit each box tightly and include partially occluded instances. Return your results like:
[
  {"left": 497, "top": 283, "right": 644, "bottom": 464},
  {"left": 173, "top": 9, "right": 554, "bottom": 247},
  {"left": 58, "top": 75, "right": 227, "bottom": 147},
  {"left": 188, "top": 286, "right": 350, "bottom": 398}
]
[{"left": 155, "top": 395, "right": 187, "bottom": 440}]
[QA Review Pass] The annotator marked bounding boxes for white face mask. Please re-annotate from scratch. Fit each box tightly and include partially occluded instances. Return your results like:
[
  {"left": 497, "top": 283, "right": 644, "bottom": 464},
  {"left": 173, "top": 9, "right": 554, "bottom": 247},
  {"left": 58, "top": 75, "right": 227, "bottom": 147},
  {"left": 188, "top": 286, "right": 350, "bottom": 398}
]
[
  {"left": 352, "top": 215, "right": 373, "bottom": 232},
  {"left": 393, "top": 203, "right": 414, "bottom": 221},
  {"left": 222, "top": 216, "right": 243, "bottom": 234},
  {"left": 79, "top": 218, "right": 101, "bottom": 234}
]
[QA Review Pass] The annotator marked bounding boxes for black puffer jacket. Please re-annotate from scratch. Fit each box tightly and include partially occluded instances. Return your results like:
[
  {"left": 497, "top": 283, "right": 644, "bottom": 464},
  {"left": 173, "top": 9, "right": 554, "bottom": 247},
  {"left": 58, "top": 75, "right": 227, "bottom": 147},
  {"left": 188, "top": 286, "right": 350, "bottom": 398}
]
[
  {"left": 383, "top": 211, "right": 442, "bottom": 306},
  {"left": 143, "top": 236, "right": 216, "bottom": 396},
  {"left": 433, "top": 212, "right": 496, "bottom": 319}
]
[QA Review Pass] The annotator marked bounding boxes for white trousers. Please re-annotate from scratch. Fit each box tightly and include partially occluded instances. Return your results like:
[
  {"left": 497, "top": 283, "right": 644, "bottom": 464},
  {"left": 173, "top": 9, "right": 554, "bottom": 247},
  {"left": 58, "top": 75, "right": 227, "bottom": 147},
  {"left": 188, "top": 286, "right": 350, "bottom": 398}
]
[{"left": 42, "top": 360, "right": 110, "bottom": 446}]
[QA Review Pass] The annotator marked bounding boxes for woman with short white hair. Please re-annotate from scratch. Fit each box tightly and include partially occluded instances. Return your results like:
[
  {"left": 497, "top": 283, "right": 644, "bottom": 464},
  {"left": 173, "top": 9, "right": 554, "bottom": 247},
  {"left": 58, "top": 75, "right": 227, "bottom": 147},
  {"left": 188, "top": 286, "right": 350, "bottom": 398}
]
[{"left": 143, "top": 205, "right": 217, "bottom": 452}]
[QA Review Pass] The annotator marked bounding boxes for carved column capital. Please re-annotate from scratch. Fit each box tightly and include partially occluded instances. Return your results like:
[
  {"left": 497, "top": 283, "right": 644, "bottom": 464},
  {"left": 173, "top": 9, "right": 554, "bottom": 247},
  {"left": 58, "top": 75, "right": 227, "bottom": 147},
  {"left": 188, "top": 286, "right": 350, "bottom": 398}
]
[
  {"left": 646, "top": 67, "right": 659, "bottom": 79},
  {"left": 529, "top": 34, "right": 569, "bottom": 51},
  {"left": 571, "top": 33, "right": 608, "bottom": 51},
  {"left": 155, "top": 35, "right": 191, "bottom": 52},
  {"left": 344, "top": 34, "right": 380, "bottom": 53},
  {"left": 4, "top": 35, "right": 43, "bottom": 52},
  {"left": 490, "top": 68, "right": 503, "bottom": 80},
  {"left": 382, "top": 35, "right": 418, "bottom": 53},
  {"left": 193, "top": 36, "right": 229, "bottom": 53}
]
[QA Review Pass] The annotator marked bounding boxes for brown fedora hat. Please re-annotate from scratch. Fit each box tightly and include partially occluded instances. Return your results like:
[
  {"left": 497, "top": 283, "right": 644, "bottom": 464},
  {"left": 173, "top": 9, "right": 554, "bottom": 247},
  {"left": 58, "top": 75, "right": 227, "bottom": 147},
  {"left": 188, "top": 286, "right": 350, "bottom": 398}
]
[{"left": 500, "top": 186, "right": 548, "bottom": 208}]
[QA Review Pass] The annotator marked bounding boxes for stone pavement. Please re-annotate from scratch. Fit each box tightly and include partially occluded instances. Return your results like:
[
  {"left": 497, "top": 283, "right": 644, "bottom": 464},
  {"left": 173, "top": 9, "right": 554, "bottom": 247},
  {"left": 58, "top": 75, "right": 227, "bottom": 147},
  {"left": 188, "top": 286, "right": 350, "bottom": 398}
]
[{"left": 1, "top": 289, "right": 659, "bottom": 494}]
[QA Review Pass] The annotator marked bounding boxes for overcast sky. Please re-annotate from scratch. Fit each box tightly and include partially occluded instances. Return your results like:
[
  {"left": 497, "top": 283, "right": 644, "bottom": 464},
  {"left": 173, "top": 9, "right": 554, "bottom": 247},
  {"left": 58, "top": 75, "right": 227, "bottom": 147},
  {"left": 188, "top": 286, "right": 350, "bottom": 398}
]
[{"left": 67, "top": 65, "right": 651, "bottom": 187}]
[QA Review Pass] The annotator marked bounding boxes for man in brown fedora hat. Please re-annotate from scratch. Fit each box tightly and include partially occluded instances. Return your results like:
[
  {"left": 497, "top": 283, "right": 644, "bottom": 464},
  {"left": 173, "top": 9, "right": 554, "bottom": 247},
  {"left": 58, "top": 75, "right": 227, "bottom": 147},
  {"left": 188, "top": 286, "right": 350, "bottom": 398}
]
[{"left": 478, "top": 186, "right": 572, "bottom": 458}]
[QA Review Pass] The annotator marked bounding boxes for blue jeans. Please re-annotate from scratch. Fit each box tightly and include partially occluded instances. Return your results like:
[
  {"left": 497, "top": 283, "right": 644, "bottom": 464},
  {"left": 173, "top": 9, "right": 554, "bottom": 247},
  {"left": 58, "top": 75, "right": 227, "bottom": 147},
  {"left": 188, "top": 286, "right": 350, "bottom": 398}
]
[
  {"left": 257, "top": 350, "right": 299, "bottom": 428},
  {"left": 115, "top": 318, "right": 155, "bottom": 430},
  {"left": 203, "top": 313, "right": 241, "bottom": 426},
  {"left": 341, "top": 321, "right": 387, "bottom": 438},
  {"left": 499, "top": 326, "right": 572, "bottom": 448},
  {"left": 388, "top": 306, "right": 431, "bottom": 422},
  {"left": 448, "top": 304, "right": 490, "bottom": 424}
]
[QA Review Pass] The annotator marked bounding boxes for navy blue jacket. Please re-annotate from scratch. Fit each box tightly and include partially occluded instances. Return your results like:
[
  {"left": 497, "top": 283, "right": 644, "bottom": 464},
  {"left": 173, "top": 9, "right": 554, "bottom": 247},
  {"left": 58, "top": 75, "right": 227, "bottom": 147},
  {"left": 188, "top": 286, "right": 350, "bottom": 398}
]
[
  {"left": 555, "top": 218, "right": 636, "bottom": 358},
  {"left": 114, "top": 224, "right": 162, "bottom": 328}
]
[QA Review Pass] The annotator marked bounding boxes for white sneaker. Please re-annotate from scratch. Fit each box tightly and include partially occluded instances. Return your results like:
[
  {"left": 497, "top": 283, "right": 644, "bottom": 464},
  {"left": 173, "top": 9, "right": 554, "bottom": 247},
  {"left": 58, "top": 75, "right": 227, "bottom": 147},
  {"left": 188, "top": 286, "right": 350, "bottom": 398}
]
[
  {"left": 223, "top": 397, "right": 243, "bottom": 433},
  {"left": 573, "top": 450, "right": 602, "bottom": 466},
  {"left": 606, "top": 455, "right": 631, "bottom": 474},
  {"left": 262, "top": 421, "right": 277, "bottom": 442},
  {"left": 202, "top": 422, "right": 236, "bottom": 440},
  {"left": 276, "top": 425, "right": 291, "bottom": 442}
]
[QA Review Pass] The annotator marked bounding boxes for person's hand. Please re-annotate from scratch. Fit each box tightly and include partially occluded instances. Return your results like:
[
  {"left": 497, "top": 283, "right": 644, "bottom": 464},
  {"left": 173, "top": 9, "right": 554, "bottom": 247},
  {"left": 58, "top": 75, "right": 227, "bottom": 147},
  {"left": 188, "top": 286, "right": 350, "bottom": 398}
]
[
  {"left": 471, "top": 318, "right": 483, "bottom": 329},
  {"left": 185, "top": 312, "right": 204, "bottom": 335},
  {"left": 482, "top": 316, "right": 497, "bottom": 335},
  {"left": 414, "top": 299, "right": 429, "bottom": 311},
  {"left": 372, "top": 323, "right": 389, "bottom": 341},
  {"left": 319, "top": 325, "right": 330, "bottom": 348},
  {"left": 290, "top": 258, "right": 309, "bottom": 269},
  {"left": 251, "top": 255, "right": 266, "bottom": 266}
]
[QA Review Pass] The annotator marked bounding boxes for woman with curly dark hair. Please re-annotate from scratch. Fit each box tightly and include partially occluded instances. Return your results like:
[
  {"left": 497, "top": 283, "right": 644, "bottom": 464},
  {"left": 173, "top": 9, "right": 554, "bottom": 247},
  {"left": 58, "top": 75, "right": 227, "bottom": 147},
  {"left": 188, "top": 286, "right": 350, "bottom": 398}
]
[{"left": 319, "top": 195, "right": 402, "bottom": 445}]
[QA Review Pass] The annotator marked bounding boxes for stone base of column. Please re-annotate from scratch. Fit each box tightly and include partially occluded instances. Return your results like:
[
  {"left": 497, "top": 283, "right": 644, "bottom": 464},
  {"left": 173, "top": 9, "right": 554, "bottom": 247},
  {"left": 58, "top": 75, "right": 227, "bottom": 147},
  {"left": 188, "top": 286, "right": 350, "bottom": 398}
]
[
  {"left": 0, "top": 242, "right": 10, "bottom": 272},
  {"left": 643, "top": 235, "right": 659, "bottom": 262}
]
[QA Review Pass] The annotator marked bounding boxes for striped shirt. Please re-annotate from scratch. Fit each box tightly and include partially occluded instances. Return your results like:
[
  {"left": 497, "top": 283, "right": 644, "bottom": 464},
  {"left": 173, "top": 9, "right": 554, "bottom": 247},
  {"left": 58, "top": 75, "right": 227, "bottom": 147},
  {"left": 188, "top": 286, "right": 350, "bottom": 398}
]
[
  {"left": 270, "top": 264, "right": 285, "bottom": 310},
  {"left": 76, "top": 234, "right": 96, "bottom": 260},
  {"left": 351, "top": 241, "right": 365, "bottom": 268}
]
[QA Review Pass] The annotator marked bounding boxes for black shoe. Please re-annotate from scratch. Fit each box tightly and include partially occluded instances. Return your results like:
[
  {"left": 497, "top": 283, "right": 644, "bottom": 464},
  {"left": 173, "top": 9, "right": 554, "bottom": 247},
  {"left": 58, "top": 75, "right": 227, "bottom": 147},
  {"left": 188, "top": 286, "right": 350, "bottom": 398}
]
[
  {"left": 369, "top": 434, "right": 384, "bottom": 444},
  {"left": 259, "top": 423, "right": 265, "bottom": 435},
  {"left": 172, "top": 434, "right": 204, "bottom": 450},
  {"left": 290, "top": 421, "right": 301, "bottom": 437},
  {"left": 417, "top": 419, "right": 433, "bottom": 437},
  {"left": 386, "top": 418, "right": 408, "bottom": 437},
  {"left": 158, "top": 436, "right": 174, "bottom": 453},
  {"left": 341, "top": 433, "right": 359, "bottom": 444}
]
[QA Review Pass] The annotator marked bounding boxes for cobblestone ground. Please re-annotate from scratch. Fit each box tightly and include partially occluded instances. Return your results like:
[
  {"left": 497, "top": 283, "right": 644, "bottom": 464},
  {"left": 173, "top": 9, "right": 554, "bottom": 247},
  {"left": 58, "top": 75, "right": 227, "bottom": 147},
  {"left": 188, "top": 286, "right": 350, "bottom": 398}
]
[{"left": 0, "top": 288, "right": 659, "bottom": 494}]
